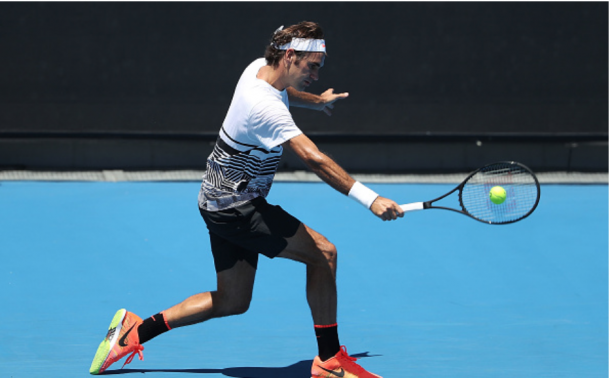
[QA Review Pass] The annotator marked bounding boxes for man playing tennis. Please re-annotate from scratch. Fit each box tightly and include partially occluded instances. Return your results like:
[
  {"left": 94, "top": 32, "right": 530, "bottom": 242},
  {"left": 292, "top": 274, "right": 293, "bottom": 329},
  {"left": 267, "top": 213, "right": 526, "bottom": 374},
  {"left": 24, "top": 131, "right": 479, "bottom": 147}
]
[{"left": 90, "top": 21, "right": 403, "bottom": 378}]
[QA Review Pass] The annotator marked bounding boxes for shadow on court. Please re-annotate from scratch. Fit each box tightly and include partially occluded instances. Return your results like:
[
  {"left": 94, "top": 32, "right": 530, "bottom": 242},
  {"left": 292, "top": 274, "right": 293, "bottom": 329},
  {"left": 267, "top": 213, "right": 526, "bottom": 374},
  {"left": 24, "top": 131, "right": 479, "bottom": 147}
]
[{"left": 101, "top": 353, "right": 378, "bottom": 377}]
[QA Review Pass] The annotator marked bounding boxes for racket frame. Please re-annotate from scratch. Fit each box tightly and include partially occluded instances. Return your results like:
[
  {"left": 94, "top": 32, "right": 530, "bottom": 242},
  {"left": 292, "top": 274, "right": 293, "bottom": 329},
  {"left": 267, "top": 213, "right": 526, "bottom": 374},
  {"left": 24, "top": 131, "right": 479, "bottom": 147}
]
[{"left": 401, "top": 161, "right": 541, "bottom": 225}]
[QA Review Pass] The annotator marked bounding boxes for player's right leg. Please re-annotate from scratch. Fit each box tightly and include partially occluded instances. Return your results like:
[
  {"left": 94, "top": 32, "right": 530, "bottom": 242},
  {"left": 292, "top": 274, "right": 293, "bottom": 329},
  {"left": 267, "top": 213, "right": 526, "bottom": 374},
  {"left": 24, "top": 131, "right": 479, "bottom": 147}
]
[
  {"left": 279, "top": 224, "right": 382, "bottom": 378},
  {"left": 311, "top": 346, "right": 382, "bottom": 378},
  {"left": 278, "top": 223, "right": 337, "bottom": 326}
]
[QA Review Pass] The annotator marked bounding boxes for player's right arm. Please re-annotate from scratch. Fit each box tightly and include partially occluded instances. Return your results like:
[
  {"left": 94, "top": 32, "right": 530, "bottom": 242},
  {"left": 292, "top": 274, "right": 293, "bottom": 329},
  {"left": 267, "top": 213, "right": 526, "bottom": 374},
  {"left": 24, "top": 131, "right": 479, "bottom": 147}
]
[{"left": 283, "top": 134, "right": 403, "bottom": 221}]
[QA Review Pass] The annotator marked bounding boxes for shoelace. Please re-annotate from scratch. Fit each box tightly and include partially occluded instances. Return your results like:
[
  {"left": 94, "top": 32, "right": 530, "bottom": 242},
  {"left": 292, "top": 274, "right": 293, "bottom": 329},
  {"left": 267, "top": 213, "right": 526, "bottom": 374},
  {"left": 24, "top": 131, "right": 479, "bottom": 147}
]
[
  {"left": 122, "top": 344, "right": 144, "bottom": 369},
  {"left": 336, "top": 346, "right": 364, "bottom": 373}
]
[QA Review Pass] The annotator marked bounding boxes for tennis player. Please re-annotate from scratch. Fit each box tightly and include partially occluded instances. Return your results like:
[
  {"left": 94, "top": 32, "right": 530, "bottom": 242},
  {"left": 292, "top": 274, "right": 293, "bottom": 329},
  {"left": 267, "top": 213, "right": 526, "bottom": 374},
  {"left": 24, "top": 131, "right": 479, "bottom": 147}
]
[{"left": 90, "top": 21, "right": 404, "bottom": 378}]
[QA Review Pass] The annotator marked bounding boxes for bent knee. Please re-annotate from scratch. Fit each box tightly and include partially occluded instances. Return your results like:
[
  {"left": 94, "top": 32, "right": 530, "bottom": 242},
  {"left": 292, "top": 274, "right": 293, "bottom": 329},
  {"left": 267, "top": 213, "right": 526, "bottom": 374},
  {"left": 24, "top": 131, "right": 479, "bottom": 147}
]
[
  {"left": 316, "top": 238, "right": 337, "bottom": 268},
  {"left": 226, "top": 301, "right": 250, "bottom": 316},
  {"left": 213, "top": 292, "right": 252, "bottom": 317},
  {"left": 217, "top": 301, "right": 250, "bottom": 317}
]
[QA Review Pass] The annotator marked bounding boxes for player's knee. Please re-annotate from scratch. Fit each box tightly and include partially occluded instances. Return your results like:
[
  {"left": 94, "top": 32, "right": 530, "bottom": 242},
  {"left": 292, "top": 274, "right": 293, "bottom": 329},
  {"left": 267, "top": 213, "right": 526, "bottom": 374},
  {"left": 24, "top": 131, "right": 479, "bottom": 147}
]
[
  {"left": 318, "top": 239, "right": 337, "bottom": 271},
  {"left": 214, "top": 291, "right": 252, "bottom": 317},
  {"left": 227, "top": 300, "right": 250, "bottom": 316},
  {"left": 219, "top": 300, "right": 250, "bottom": 317}
]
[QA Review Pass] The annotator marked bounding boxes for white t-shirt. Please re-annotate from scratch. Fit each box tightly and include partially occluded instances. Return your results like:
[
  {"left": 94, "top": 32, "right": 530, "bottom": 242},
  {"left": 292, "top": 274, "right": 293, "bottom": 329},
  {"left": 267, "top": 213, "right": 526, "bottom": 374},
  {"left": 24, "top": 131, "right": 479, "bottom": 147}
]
[{"left": 198, "top": 58, "right": 303, "bottom": 211}]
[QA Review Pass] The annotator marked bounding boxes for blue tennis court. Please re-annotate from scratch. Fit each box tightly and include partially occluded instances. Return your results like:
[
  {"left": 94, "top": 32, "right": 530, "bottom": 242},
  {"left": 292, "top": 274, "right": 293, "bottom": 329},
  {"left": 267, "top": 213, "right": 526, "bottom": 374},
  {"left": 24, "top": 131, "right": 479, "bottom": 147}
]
[{"left": 1, "top": 181, "right": 607, "bottom": 377}]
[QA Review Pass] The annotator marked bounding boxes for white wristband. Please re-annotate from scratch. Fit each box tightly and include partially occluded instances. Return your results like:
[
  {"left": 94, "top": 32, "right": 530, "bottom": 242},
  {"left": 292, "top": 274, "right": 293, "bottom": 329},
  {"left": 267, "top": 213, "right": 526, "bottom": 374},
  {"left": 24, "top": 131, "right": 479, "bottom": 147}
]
[{"left": 348, "top": 181, "right": 379, "bottom": 209}]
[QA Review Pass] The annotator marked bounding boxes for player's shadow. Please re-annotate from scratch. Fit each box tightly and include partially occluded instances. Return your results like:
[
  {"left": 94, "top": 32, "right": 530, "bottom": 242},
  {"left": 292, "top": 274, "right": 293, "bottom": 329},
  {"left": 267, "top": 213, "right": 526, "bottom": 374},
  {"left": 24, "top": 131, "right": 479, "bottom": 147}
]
[{"left": 101, "top": 352, "right": 379, "bottom": 377}]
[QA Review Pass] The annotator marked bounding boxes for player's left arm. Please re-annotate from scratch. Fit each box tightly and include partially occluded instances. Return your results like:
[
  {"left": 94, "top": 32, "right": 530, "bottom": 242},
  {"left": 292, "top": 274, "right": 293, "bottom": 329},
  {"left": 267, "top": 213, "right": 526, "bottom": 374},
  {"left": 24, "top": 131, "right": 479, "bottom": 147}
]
[
  {"left": 284, "top": 134, "right": 403, "bottom": 221},
  {"left": 286, "top": 87, "right": 349, "bottom": 116}
]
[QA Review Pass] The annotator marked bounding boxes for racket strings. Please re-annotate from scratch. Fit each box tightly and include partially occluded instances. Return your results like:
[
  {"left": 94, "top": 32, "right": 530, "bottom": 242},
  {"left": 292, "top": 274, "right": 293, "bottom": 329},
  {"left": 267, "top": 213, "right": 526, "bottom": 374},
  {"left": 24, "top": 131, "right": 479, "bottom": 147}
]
[{"left": 460, "top": 163, "right": 539, "bottom": 224}]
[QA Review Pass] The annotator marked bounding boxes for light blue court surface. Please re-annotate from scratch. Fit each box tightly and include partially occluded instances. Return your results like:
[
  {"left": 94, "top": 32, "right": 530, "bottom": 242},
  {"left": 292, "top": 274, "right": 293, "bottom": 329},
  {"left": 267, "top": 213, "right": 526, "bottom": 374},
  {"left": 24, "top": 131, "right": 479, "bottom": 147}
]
[{"left": 1, "top": 181, "right": 607, "bottom": 378}]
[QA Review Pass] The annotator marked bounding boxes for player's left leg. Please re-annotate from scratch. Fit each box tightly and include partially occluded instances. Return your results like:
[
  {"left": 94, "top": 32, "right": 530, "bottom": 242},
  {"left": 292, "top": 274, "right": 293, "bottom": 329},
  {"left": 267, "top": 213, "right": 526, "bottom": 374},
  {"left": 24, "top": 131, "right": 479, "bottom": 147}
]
[
  {"left": 90, "top": 211, "right": 260, "bottom": 375},
  {"left": 89, "top": 257, "right": 257, "bottom": 375},
  {"left": 89, "top": 309, "right": 145, "bottom": 375},
  {"left": 162, "top": 256, "right": 257, "bottom": 328}
]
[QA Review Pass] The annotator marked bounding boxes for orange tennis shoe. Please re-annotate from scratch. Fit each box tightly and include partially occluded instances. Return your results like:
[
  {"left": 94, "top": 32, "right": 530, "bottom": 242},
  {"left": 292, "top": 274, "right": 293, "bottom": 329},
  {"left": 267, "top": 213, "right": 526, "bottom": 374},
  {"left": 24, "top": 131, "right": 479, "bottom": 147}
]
[
  {"left": 311, "top": 346, "right": 382, "bottom": 378},
  {"left": 89, "top": 309, "right": 145, "bottom": 375}
]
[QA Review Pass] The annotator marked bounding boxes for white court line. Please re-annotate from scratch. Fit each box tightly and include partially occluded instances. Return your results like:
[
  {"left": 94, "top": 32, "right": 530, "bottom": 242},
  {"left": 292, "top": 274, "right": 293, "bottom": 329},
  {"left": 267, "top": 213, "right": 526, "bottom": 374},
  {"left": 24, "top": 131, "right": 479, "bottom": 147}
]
[{"left": 0, "top": 170, "right": 607, "bottom": 184}]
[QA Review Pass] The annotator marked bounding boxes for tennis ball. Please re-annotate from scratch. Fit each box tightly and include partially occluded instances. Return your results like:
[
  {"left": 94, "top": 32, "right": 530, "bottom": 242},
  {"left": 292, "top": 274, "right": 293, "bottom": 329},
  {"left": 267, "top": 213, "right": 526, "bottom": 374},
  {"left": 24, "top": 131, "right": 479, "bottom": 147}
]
[{"left": 489, "top": 186, "right": 507, "bottom": 205}]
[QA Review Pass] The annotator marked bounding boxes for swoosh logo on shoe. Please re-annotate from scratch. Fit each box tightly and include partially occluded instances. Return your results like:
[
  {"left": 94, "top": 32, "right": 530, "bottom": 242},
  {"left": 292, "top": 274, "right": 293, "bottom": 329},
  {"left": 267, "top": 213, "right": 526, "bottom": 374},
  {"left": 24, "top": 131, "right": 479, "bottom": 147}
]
[
  {"left": 118, "top": 325, "right": 135, "bottom": 347},
  {"left": 317, "top": 366, "right": 345, "bottom": 378}
]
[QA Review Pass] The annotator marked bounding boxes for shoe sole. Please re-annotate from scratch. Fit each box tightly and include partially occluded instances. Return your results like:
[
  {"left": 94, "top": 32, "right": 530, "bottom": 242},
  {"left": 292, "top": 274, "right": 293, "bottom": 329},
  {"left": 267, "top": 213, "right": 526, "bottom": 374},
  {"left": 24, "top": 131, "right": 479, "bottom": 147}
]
[{"left": 89, "top": 309, "right": 127, "bottom": 375}]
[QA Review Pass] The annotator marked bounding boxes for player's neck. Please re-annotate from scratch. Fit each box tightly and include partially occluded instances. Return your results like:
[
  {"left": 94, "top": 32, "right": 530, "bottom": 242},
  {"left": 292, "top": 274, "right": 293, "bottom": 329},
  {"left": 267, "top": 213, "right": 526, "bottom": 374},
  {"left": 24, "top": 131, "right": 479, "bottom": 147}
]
[{"left": 257, "top": 65, "right": 289, "bottom": 91}]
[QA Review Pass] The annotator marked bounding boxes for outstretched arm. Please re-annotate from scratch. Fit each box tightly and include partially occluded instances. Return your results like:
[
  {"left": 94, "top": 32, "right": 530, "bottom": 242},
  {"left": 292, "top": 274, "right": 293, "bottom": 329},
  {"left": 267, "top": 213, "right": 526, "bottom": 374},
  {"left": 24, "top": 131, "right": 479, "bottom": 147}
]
[
  {"left": 287, "top": 87, "right": 349, "bottom": 116},
  {"left": 284, "top": 134, "right": 404, "bottom": 221}
]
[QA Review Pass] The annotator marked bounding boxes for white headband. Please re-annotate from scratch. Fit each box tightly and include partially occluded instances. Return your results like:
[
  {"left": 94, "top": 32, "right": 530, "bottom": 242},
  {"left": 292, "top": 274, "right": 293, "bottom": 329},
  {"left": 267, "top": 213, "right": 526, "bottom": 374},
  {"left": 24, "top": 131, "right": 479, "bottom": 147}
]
[
  {"left": 277, "top": 38, "right": 327, "bottom": 53},
  {"left": 271, "top": 25, "right": 326, "bottom": 53}
]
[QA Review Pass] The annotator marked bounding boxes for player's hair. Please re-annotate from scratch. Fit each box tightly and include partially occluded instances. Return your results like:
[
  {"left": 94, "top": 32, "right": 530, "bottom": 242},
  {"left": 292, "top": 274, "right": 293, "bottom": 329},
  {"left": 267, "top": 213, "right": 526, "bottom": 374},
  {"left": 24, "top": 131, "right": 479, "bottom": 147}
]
[{"left": 264, "top": 21, "right": 325, "bottom": 68}]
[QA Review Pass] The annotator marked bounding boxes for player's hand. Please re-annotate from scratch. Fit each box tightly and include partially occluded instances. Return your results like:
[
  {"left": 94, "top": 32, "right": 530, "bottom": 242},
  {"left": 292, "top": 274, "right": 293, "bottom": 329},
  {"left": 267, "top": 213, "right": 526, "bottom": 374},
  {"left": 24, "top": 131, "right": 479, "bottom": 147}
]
[
  {"left": 318, "top": 88, "right": 349, "bottom": 116},
  {"left": 370, "top": 197, "right": 405, "bottom": 221}
]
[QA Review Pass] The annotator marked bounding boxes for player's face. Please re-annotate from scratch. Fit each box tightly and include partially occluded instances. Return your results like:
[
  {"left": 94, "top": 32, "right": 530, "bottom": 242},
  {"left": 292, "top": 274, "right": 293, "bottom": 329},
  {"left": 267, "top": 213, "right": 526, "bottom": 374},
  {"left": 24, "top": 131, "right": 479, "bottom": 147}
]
[{"left": 292, "top": 52, "right": 325, "bottom": 91}]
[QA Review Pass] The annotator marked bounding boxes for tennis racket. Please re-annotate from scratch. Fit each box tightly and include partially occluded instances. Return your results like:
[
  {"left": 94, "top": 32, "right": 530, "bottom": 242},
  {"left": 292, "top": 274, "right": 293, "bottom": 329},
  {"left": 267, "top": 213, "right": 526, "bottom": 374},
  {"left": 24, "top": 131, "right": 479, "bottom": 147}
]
[{"left": 400, "top": 161, "right": 540, "bottom": 224}]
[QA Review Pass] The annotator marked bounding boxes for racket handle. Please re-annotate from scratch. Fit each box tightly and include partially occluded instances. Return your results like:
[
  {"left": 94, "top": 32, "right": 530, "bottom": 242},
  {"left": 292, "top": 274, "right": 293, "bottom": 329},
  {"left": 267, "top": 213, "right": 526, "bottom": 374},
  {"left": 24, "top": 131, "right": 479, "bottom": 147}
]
[{"left": 400, "top": 202, "right": 425, "bottom": 212}]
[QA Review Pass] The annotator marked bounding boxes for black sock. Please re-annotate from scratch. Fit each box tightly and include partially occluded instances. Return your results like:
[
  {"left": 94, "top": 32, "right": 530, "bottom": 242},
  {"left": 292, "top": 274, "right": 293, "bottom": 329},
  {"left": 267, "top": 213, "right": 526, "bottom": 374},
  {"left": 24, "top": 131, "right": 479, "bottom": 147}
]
[
  {"left": 315, "top": 324, "right": 340, "bottom": 361},
  {"left": 137, "top": 312, "right": 171, "bottom": 344}
]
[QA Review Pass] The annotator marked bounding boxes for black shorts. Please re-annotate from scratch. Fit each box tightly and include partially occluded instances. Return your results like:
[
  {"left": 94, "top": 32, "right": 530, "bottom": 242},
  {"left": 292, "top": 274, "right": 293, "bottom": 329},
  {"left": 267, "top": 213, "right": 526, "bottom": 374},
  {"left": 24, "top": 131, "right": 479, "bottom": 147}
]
[{"left": 199, "top": 197, "right": 302, "bottom": 273}]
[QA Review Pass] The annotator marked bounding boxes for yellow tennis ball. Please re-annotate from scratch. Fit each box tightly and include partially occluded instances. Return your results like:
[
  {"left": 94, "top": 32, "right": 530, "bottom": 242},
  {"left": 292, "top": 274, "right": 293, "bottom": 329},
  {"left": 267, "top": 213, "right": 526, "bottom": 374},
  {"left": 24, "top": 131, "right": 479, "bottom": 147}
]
[{"left": 489, "top": 186, "right": 507, "bottom": 205}]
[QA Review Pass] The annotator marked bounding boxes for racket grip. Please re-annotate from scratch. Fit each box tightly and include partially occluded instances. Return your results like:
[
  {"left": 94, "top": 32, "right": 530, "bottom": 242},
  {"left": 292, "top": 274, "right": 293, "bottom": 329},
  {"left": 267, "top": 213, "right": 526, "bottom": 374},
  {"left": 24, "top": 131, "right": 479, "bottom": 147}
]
[{"left": 400, "top": 202, "right": 425, "bottom": 212}]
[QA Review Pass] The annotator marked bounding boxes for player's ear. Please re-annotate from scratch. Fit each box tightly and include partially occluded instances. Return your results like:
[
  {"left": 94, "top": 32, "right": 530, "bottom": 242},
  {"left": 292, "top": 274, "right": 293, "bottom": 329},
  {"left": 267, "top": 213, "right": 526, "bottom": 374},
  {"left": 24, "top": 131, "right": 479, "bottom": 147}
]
[{"left": 284, "top": 49, "right": 296, "bottom": 65}]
